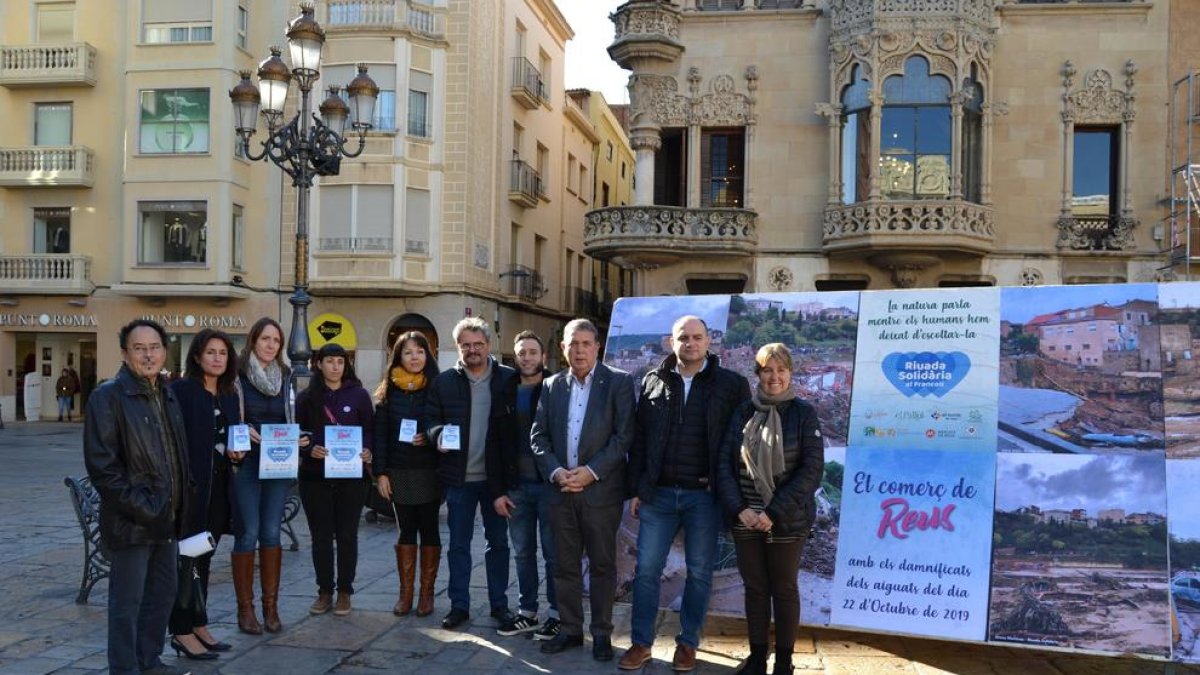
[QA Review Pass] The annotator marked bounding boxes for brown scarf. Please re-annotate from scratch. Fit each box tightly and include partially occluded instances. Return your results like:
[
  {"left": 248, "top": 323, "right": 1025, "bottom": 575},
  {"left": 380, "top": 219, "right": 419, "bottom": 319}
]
[
  {"left": 390, "top": 367, "right": 427, "bottom": 391},
  {"left": 740, "top": 383, "right": 795, "bottom": 505}
]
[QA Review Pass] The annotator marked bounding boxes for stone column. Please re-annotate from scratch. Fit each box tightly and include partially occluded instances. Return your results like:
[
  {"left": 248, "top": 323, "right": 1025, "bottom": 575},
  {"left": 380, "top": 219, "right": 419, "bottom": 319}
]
[
  {"left": 868, "top": 90, "right": 884, "bottom": 200},
  {"left": 630, "top": 125, "right": 661, "bottom": 206},
  {"left": 687, "top": 125, "right": 702, "bottom": 207},
  {"left": 815, "top": 102, "right": 844, "bottom": 206},
  {"left": 949, "top": 90, "right": 968, "bottom": 200}
]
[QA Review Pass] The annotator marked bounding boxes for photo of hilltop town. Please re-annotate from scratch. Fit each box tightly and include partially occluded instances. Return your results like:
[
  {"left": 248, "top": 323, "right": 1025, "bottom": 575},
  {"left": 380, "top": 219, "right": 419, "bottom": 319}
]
[
  {"left": 988, "top": 453, "right": 1170, "bottom": 656},
  {"left": 1159, "top": 282, "right": 1200, "bottom": 459},
  {"left": 997, "top": 284, "right": 1164, "bottom": 454}
]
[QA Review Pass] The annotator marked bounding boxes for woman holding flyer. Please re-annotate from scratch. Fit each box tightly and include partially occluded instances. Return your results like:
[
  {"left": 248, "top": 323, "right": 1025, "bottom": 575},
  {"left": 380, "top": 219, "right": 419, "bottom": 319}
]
[
  {"left": 233, "top": 317, "right": 300, "bottom": 635},
  {"left": 168, "top": 329, "right": 241, "bottom": 659},
  {"left": 372, "top": 331, "right": 441, "bottom": 617},
  {"left": 716, "top": 343, "right": 824, "bottom": 675},
  {"left": 296, "top": 343, "right": 374, "bottom": 617}
]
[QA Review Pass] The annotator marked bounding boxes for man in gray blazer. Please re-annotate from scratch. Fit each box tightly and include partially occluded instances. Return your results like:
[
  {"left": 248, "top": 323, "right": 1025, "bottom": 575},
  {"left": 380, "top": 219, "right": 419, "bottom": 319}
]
[{"left": 531, "top": 318, "right": 634, "bottom": 662}]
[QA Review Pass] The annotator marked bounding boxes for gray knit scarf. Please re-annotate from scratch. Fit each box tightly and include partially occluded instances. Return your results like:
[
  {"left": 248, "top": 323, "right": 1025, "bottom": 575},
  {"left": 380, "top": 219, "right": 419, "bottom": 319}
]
[
  {"left": 246, "top": 356, "right": 283, "bottom": 397},
  {"left": 740, "top": 383, "right": 795, "bottom": 505}
]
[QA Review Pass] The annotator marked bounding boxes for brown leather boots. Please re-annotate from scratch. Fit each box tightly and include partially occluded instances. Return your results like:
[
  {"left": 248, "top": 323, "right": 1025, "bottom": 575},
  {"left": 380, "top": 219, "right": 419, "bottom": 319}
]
[
  {"left": 416, "top": 545, "right": 440, "bottom": 617},
  {"left": 394, "top": 544, "right": 418, "bottom": 616},
  {"left": 232, "top": 548, "right": 284, "bottom": 635}
]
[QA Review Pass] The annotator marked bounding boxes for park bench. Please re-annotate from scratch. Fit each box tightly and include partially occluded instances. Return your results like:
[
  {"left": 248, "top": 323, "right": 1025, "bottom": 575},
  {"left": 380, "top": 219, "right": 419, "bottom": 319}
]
[{"left": 65, "top": 476, "right": 302, "bottom": 604}]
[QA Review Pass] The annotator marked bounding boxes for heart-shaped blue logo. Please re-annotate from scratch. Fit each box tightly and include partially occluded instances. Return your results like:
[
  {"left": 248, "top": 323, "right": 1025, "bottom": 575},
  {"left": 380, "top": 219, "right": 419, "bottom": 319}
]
[
  {"left": 267, "top": 446, "right": 293, "bottom": 462},
  {"left": 880, "top": 351, "right": 971, "bottom": 398},
  {"left": 331, "top": 447, "right": 355, "bottom": 461}
]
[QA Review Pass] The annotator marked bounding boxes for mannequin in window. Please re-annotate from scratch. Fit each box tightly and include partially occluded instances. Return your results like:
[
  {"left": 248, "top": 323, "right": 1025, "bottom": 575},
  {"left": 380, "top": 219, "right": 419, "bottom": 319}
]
[
  {"left": 190, "top": 223, "right": 207, "bottom": 262},
  {"left": 50, "top": 226, "right": 69, "bottom": 254},
  {"left": 166, "top": 218, "right": 189, "bottom": 261}
]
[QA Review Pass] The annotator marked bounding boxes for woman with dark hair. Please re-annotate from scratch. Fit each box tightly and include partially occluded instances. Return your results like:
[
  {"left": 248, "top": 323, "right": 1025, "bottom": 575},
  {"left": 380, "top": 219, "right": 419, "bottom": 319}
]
[
  {"left": 716, "top": 343, "right": 824, "bottom": 675},
  {"left": 373, "top": 331, "right": 442, "bottom": 617},
  {"left": 168, "top": 329, "right": 240, "bottom": 659},
  {"left": 296, "top": 343, "right": 374, "bottom": 617},
  {"left": 232, "top": 317, "right": 298, "bottom": 635}
]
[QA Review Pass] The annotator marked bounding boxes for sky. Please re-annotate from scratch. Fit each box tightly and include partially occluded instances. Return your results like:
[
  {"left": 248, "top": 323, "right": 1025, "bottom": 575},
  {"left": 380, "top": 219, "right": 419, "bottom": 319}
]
[
  {"left": 608, "top": 295, "right": 733, "bottom": 336},
  {"left": 999, "top": 283, "right": 1158, "bottom": 324},
  {"left": 994, "top": 453, "right": 1166, "bottom": 515},
  {"left": 561, "top": 0, "right": 631, "bottom": 104}
]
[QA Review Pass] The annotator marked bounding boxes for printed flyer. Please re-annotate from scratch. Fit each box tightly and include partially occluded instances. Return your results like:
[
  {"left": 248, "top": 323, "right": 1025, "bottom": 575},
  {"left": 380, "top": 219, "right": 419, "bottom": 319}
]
[
  {"left": 848, "top": 288, "right": 1000, "bottom": 451},
  {"left": 324, "top": 425, "right": 363, "bottom": 478},
  {"left": 259, "top": 423, "right": 300, "bottom": 479},
  {"left": 831, "top": 447, "right": 996, "bottom": 640}
]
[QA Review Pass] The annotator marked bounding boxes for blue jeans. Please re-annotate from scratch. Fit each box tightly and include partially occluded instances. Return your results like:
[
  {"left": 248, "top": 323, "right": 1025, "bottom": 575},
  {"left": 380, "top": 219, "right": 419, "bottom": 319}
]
[
  {"left": 57, "top": 395, "right": 72, "bottom": 418},
  {"left": 631, "top": 486, "right": 720, "bottom": 649},
  {"left": 446, "top": 480, "right": 510, "bottom": 612},
  {"left": 107, "top": 540, "right": 177, "bottom": 675},
  {"left": 231, "top": 458, "right": 292, "bottom": 551},
  {"left": 508, "top": 480, "right": 557, "bottom": 617}
]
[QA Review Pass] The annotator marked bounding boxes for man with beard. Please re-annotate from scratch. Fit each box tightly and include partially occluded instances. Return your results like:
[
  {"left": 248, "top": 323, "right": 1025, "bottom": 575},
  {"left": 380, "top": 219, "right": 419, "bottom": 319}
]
[{"left": 489, "top": 331, "right": 560, "bottom": 640}]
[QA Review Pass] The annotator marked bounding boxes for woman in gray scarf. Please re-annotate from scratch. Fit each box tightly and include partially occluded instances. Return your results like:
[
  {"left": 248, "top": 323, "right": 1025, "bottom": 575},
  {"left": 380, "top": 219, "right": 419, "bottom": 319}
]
[{"left": 716, "top": 343, "right": 825, "bottom": 675}]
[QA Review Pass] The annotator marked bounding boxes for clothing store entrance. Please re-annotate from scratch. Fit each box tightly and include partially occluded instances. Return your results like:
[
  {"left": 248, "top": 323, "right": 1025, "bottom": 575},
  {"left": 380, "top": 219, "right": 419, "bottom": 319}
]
[{"left": 15, "top": 333, "right": 96, "bottom": 420}]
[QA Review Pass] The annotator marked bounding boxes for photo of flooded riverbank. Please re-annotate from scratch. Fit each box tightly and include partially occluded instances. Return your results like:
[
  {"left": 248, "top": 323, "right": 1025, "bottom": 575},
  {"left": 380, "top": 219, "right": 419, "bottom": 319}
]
[{"left": 997, "top": 285, "right": 1164, "bottom": 454}]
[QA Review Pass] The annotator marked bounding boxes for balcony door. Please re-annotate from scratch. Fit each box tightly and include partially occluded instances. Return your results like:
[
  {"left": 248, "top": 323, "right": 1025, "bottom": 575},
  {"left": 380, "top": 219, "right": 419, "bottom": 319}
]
[
  {"left": 34, "top": 207, "right": 71, "bottom": 254},
  {"left": 37, "top": 3, "right": 75, "bottom": 43},
  {"left": 34, "top": 103, "right": 72, "bottom": 146}
]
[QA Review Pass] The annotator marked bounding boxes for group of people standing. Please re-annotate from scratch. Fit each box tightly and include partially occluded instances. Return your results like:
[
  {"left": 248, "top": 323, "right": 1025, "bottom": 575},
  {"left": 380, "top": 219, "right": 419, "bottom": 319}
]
[{"left": 83, "top": 312, "right": 823, "bottom": 675}]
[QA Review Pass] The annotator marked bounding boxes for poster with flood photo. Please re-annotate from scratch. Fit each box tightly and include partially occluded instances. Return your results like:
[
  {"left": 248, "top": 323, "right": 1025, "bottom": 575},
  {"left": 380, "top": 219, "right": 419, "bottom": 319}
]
[
  {"left": 988, "top": 453, "right": 1170, "bottom": 656},
  {"left": 1159, "top": 281, "right": 1200, "bottom": 459},
  {"left": 605, "top": 292, "right": 857, "bottom": 622},
  {"left": 1167, "top": 458, "right": 1200, "bottom": 663},
  {"left": 997, "top": 284, "right": 1164, "bottom": 454}
]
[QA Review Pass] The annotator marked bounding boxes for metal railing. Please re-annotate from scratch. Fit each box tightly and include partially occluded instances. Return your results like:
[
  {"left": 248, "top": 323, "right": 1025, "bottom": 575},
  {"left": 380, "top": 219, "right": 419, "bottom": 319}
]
[
  {"left": 567, "top": 286, "right": 599, "bottom": 316},
  {"left": 502, "top": 264, "right": 546, "bottom": 302},
  {"left": 511, "top": 57, "right": 547, "bottom": 106},
  {"left": 509, "top": 159, "right": 544, "bottom": 206},
  {"left": 316, "top": 237, "right": 393, "bottom": 252}
]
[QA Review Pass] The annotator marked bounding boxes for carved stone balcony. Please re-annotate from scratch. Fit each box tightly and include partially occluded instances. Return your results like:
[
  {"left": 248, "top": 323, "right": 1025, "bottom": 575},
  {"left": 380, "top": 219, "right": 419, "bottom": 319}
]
[
  {"left": 822, "top": 200, "right": 995, "bottom": 256},
  {"left": 584, "top": 205, "right": 758, "bottom": 266},
  {"left": 1056, "top": 214, "right": 1137, "bottom": 252},
  {"left": 0, "top": 43, "right": 97, "bottom": 88},
  {"left": 828, "top": 0, "right": 993, "bottom": 36},
  {"left": 0, "top": 255, "right": 93, "bottom": 295},
  {"left": 320, "top": 0, "right": 445, "bottom": 39},
  {"left": 608, "top": 0, "right": 684, "bottom": 70},
  {"left": 0, "top": 146, "right": 95, "bottom": 187}
]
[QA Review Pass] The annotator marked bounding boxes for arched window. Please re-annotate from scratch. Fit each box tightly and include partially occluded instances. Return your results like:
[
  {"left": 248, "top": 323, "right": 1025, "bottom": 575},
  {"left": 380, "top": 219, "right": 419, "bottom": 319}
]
[
  {"left": 962, "top": 67, "right": 984, "bottom": 204},
  {"left": 840, "top": 65, "right": 870, "bottom": 204},
  {"left": 880, "top": 56, "right": 951, "bottom": 200}
]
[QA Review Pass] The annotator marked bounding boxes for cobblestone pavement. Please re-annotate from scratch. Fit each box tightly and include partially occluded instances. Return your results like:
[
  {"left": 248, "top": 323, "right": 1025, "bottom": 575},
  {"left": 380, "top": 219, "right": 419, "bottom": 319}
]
[{"left": 0, "top": 422, "right": 1195, "bottom": 675}]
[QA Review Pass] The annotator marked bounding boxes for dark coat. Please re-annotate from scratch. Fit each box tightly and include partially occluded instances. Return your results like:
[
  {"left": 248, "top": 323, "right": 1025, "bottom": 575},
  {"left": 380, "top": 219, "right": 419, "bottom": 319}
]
[
  {"left": 530, "top": 363, "right": 635, "bottom": 507},
  {"left": 715, "top": 397, "right": 825, "bottom": 540},
  {"left": 486, "top": 368, "right": 552, "bottom": 498},
  {"left": 84, "top": 365, "right": 192, "bottom": 550},
  {"left": 170, "top": 377, "right": 241, "bottom": 537},
  {"left": 627, "top": 353, "right": 751, "bottom": 503},
  {"left": 295, "top": 382, "right": 375, "bottom": 480},
  {"left": 373, "top": 382, "right": 437, "bottom": 474},
  {"left": 238, "top": 372, "right": 290, "bottom": 467},
  {"left": 424, "top": 358, "right": 516, "bottom": 488}
]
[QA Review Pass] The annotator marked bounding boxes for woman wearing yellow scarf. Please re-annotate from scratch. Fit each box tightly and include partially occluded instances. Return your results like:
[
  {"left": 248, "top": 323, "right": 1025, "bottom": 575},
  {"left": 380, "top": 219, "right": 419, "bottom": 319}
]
[{"left": 372, "top": 331, "right": 442, "bottom": 617}]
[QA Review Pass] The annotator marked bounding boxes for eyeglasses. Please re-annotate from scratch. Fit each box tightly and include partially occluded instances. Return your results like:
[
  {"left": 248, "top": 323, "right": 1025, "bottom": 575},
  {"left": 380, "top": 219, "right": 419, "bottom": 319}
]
[
  {"left": 457, "top": 341, "right": 488, "bottom": 352},
  {"left": 128, "top": 344, "right": 165, "bottom": 356}
]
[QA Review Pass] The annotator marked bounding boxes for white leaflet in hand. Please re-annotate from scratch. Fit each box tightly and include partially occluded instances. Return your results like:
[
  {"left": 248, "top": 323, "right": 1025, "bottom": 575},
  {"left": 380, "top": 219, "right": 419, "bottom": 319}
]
[
  {"left": 228, "top": 424, "right": 251, "bottom": 452},
  {"left": 259, "top": 424, "right": 300, "bottom": 479},
  {"left": 325, "top": 425, "right": 364, "bottom": 478},
  {"left": 441, "top": 424, "right": 461, "bottom": 451},
  {"left": 399, "top": 419, "right": 418, "bottom": 443}
]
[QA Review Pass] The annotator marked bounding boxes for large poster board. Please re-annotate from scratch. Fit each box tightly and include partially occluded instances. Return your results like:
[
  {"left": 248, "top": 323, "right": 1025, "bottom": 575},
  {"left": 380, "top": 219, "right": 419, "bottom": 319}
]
[{"left": 604, "top": 281, "right": 1199, "bottom": 663}]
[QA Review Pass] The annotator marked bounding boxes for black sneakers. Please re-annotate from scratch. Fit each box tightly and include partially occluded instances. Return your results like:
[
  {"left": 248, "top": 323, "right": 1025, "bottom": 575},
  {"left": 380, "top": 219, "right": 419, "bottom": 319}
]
[
  {"left": 532, "top": 617, "right": 560, "bottom": 641},
  {"left": 496, "top": 614, "right": 540, "bottom": 636}
]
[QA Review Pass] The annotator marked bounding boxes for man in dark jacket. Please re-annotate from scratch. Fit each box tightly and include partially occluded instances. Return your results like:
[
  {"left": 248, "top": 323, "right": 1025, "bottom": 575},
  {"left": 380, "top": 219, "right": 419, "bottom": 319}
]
[
  {"left": 619, "top": 315, "right": 751, "bottom": 672},
  {"left": 488, "top": 331, "right": 559, "bottom": 640},
  {"left": 425, "top": 317, "right": 516, "bottom": 629},
  {"left": 84, "top": 319, "right": 191, "bottom": 675}
]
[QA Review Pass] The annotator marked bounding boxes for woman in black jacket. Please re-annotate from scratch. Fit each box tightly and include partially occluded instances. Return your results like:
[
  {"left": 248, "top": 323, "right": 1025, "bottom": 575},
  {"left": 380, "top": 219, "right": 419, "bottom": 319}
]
[
  {"left": 373, "top": 331, "right": 441, "bottom": 617},
  {"left": 716, "top": 343, "right": 824, "bottom": 675},
  {"left": 168, "top": 329, "right": 241, "bottom": 659}
]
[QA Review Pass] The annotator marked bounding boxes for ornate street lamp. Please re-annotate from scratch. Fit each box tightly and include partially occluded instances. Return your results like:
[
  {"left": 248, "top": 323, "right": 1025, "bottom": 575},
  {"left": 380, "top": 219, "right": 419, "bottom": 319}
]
[{"left": 229, "top": 2, "right": 378, "bottom": 377}]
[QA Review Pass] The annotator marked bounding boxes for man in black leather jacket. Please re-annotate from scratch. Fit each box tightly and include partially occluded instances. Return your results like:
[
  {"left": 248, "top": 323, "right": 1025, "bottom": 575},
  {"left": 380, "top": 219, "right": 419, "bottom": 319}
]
[
  {"left": 620, "top": 316, "right": 751, "bottom": 672},
  {"left": 84, "top": 319, "right": 191, "bottom": 675}
]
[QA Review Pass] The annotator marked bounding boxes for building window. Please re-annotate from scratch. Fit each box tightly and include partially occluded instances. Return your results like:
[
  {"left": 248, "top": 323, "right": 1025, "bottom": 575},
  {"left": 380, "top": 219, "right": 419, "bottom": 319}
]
[
  {"left": 1072, "top": 127, "right": 1119, "bottom": 218},
  {"left": 962, "top": 69, "right": 984, "bottom": 204},
  {"left": 407, "top": 70, "right": 432, "bottom": 138},
  {"left": 37, "top": 3, "right": 75, "bottom": 43},
  {"left": 317, "top": 185, "right": 393, "bottom": 252},
  {"left": 701, "top": 128, "right": 745, "bottom": 207},
  {"left": 621, "top": 161, "right": 626, "bottom": 178},
  {"left": 537, "top": 143, "right": 549, "bottom": 195},
  {"left": 606, "top": 141, "right": 614, "bottom": 161},
  {"left": 840, "top": 65, "right": 870, "bottom": 204},
  {"left": 34, "top": 102, "right": 72, "bottom": 146},
  {"left": 139, "top": 88, "right": 210, "bottom": 154},
  {"left": 880, "top": 57, "right": 951, "bottom": 200},
  {"left": 142, "top": 0, "right": 213, "bottom": 43},
  {"left": 138, "top": 201, "right": 207, "bottom": 264},
  {"left": 34, "top": 208, "right": 71, "bottom": 254},
  {"left": 231, "top": 204, "right": 244, "bottom": 270},
  {"left": 237, "top": 5, "right": 248, "bottom": 50},
  {"left": 513, "top": 123, "right": 524, "bottom": 159},
  {"left": 404, "top": 187, "right": 431, "bottom": 256},
  {"left": 602, "top": 182, "right": 610, "bottom": 207},
  {"left": 655, "top": 127, "right": 687, "bottom": 207},
  {"left": 566, "top": 154, "right": 578, "bottom": 195},
  {"left": 327, "top": 65, "right": 395, "bottom": 131}
]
